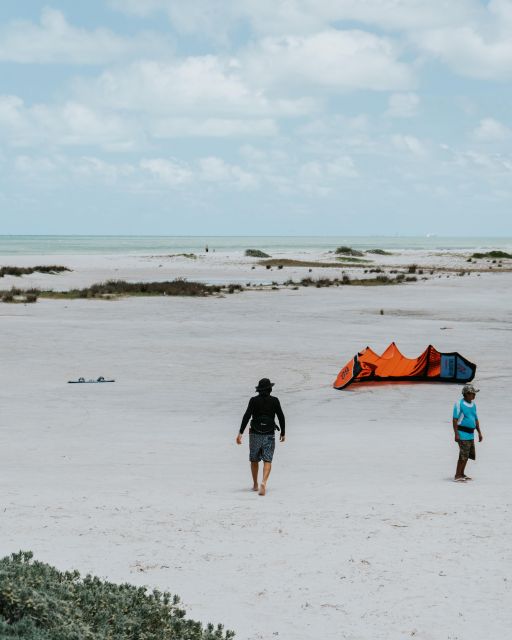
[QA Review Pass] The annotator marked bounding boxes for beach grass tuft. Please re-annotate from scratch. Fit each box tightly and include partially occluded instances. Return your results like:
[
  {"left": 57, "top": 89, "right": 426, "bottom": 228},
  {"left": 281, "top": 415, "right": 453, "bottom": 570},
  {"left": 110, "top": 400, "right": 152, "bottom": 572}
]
[
  {"left": 0, "top": 265, "right": 70, "bottom": 278},
  {"left": 334, "top": 246, "right": 364, "bottom": 257},
  {"left": 245, "top": 249, "right": 270, "bottom": 258},
  {"left": 259, "top": 258, "right": 370, "bottom": 268},
  {"left": 471, "top": 250, "right": 512, "bottom": 259},
  {"left": 366, "top": 248, "right": 393, "bottom": 255},
  {"left": 1, "top": 280, "right": 243, "bottom": 302}
]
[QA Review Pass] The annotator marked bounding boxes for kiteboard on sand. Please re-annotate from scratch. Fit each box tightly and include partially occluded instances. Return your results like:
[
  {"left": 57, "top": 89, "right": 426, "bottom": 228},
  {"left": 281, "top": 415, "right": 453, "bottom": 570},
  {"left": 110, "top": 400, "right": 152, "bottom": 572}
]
[{"left": 68, "top": 376, "right": 115, "bottom": 384}]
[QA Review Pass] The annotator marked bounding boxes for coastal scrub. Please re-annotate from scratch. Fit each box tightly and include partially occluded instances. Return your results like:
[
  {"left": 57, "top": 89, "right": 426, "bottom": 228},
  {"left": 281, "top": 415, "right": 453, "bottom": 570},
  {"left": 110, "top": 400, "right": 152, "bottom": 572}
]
[
  {"left": 245, "top": 249, "right": 270, "bottom": 258},
  {"left": 0, "top": 551, "right": 234, "bottom": 640},
  {"left": 0, "top": 266, "right": 69, "bottom": 278}
]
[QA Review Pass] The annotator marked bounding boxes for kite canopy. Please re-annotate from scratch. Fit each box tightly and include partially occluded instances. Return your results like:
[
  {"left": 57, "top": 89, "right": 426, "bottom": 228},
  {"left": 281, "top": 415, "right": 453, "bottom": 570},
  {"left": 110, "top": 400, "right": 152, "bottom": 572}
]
[{"left": 333, "top": 342, "right": 476, "bottom": 390}]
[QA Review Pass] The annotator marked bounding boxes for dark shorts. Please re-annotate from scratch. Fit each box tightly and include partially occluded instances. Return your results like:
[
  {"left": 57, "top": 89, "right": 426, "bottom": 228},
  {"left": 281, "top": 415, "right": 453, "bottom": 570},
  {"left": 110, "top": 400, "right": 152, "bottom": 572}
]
[
  {"left": 249, "top": 433, "right": 275, "bottom": 463},
  {"left": 458, "top": 440, "right": 476, "bottom": 461}
]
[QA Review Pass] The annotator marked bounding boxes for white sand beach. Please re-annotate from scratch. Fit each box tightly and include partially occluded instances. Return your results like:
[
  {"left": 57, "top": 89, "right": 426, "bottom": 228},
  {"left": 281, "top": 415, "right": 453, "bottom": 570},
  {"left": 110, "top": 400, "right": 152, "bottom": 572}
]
[{"left": 1, "top": 249, "right": 511, "bottom": 639}]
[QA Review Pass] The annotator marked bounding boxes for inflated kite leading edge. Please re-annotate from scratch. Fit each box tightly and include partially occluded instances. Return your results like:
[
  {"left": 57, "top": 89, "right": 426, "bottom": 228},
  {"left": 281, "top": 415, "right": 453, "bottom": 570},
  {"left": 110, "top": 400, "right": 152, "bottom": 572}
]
[{"left": 333, "top": 342, "right": 476, "bottom": 390}]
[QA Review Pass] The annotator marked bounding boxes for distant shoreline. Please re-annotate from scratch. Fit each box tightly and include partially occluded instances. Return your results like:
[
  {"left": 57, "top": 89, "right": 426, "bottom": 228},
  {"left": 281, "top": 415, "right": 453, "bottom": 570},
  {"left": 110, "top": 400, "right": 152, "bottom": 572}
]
[{"left": 1, "top": 234, "right": 512, "bottom": 256}]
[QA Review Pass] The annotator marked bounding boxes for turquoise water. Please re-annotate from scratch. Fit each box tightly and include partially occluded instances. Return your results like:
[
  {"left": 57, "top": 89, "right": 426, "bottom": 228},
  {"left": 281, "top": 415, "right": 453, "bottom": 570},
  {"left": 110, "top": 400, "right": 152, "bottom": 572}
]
[{"left": 0, "top": 235, "right": 511, "bottom": 256}]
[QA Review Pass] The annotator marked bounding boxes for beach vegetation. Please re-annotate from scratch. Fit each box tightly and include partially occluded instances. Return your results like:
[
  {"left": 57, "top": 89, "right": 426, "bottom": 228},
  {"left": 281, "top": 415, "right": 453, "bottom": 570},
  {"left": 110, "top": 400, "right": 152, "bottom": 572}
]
[
  {"left": 0, "top": 551, "right": 234, "bottom": 640},
  {"left": 335, "top": 256, "right": 369, "bottom": 263},
  {"left": 284, "top": 275, "right": 404, "bottom": 288},
  {"left": 0, "top": 265, "right": 69, "bottom": 278},
  {"left": 259, "top": 258, "right": 369, "bottom": 268},
  {"left": 245, "top": 249, "right": 270, "bottom": 258},
  {"left": 166, "top": 253, "right": 197, "bottom": 259},
  {"left": 1, "top": 288, "right": 39, "bottom": 303},
  {"left": 367, "top": 248, "right": 392, "bottom": 255},
  {"left": 1, "top": 280, "right": 243, "bottom": 302},
  {"left": 334, "top": 246, "right": 364, "bottom": 257},
  {"left": 471, "top": 251, "right": 512, "bottom": 259}
]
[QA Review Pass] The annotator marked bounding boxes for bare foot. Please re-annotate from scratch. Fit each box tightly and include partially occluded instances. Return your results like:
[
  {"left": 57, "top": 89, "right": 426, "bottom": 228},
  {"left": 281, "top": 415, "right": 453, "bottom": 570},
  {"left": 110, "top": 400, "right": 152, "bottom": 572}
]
[
  {"left": 258, "top": 483, "right": 266, "bottom": 496},
  {"left": 252, "top": 485, "right": 259, "bottom": 491},
  {"left": 463, "top": 475, "right": 473, "bottom": 480},
  {"left": 453, "top": 476, "right": 467, "bottom": 482}
]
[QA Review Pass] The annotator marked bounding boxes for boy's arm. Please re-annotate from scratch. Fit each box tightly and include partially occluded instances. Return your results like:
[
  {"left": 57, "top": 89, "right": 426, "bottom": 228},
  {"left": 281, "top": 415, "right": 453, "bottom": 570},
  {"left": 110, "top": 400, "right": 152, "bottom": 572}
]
[
  {"left": 475, "top": 419, "right": 483, "bottom": 441},
  {"left": 452, "top": 418, "right": 460, "bottom": 441}
]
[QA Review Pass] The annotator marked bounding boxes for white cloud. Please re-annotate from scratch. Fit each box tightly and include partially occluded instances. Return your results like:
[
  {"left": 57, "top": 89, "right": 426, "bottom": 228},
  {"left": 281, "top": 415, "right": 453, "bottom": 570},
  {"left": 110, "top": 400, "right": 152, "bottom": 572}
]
[
  {"left": 0, "top": 8, "right": 170, "bottom": 64},
  {"left": 110, "top": 0, "right": 482, "bottom": 37},
  {"left": 13, "top": 154, "right": 136, "bottom": 187},
  {"left": 392, "top": 134, "right": 428, "bottom": 157},
  {"left": 417, "top": 26, "right": 512, "bottom": 80},
  {"left": 0, "top": 95, "right": 138, "bottom": 150},
  {"left": 150, "top": 117, "right": 277, "bottom": 138},
  {"left": 75, "top": 57, "right": 316, "bottom": 118},
  {"left": 298, "top": 155, "right": 358, "bottom": 195},
  {"left": 473, "top": 118, "right": 512, "bottom": 142},
  {"left": 74, "top": 157, "right": 136, "bottom": 184},
  {"left": 453, "top": 149, "right": 512, "bottom": 174},
  {"left": 11, "top": 153, "right": 259, "bottom": 191},
  {"left": 245, "top": 30, "right": 414, "bottom": 92},
  {"left": 140, "top": 158, "right": 193, "bottom": 186},
  {"left": 198, "top": 157, "right": 258, "bottom": 189},
  {"left": 386, "top": 93, "right": 420, "bottom": 118},
  {"left": 415, "top": 1, "right": 512, "bottom": 80}
]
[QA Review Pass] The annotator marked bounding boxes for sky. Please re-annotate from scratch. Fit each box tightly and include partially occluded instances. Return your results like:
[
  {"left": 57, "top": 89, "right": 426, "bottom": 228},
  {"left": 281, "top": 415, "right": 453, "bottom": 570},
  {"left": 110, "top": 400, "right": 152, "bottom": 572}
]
[{"left": 0, "top": 0, "right": 511, "bottom": 236}]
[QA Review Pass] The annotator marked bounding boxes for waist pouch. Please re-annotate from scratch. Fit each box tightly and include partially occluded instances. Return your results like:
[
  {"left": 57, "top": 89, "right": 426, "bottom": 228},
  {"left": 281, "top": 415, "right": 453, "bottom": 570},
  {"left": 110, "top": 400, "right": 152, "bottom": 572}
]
[
  {"left": 250, "top": 414, "right": 279, "bottom": 434},
  {"left": 457, "top": 425, "right": 475, "bottom": 434}
]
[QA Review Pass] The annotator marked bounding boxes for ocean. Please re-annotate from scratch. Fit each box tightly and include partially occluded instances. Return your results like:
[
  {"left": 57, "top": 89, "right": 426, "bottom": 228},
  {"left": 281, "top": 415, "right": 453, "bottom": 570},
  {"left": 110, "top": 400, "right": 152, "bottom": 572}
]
[{"left": 0, "top": 235, "right": 511, "bottom": 256}]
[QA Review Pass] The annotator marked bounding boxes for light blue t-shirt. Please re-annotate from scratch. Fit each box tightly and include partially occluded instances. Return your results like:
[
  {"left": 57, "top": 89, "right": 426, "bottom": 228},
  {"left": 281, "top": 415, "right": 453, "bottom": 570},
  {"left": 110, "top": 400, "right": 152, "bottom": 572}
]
[{"left": 453, "top": 399, "right": 478, "bottom": 441}]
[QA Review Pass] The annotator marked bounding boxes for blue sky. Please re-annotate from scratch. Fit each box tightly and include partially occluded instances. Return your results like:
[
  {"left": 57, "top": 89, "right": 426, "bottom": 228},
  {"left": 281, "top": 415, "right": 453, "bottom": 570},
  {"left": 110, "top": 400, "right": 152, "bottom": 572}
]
[{"left": 0, "top": 0, "right": 511, "bottom": 235}]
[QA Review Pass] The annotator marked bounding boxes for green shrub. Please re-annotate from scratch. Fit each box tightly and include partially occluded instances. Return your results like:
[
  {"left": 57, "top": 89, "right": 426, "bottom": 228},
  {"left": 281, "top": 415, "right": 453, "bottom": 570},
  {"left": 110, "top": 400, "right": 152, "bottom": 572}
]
[
  {"left": 334, "top": 246, "right": 364, "bottom": 257},
  {"left": 0, "top": 266, "right": 69, "bottom": 278},
  {"left": 366, "top": 249, "right": 392, "bottom": 255},
  {"left": 245, "top": 249, "right": 270, "bottom": 258},
  {"left": 0, "top": 551, "right": 234, "bottom": 640},
  {"left": 472, "top": 250, "right": 512, "bottom": 259}
]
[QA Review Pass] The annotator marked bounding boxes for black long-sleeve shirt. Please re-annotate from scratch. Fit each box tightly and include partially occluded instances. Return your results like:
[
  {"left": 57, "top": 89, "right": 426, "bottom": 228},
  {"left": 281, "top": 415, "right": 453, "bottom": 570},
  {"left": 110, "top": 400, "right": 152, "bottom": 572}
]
[{"left": 239, "top": 394, "right": 285, "bottom": 436}]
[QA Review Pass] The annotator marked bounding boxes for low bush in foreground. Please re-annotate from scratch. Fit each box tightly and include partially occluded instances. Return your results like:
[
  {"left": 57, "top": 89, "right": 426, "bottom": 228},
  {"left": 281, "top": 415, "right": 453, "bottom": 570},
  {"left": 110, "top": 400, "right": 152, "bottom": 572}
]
[
  {"left": 0, "top": 266, "right": 69, "bottom": 278},
  {"left": 245, "top": 249, "right": 270, "bottom": 258},
  {"left": 0, "top": 551, "right": 234, "bottom": 640}
]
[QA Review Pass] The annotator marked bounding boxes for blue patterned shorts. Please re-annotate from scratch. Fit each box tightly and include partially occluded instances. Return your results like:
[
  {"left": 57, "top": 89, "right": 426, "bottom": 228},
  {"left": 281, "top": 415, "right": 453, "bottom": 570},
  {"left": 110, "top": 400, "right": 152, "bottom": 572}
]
[{"left": 249, "top": 433, "right": 275, "bottom": 463}]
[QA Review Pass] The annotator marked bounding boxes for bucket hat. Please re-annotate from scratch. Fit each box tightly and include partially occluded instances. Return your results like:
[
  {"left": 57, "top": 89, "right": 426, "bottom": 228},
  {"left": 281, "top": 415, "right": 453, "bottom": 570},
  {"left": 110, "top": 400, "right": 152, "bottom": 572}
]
[{"left": 255, "top": 378, "right": 275, "bottom": 392}]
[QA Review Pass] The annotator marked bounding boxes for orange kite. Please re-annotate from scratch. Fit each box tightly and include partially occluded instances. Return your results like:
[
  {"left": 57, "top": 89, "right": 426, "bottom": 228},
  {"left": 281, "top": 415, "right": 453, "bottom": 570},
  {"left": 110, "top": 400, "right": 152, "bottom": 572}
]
[{"left": 333, "top": 342, "right": 476, "bottom": 390}]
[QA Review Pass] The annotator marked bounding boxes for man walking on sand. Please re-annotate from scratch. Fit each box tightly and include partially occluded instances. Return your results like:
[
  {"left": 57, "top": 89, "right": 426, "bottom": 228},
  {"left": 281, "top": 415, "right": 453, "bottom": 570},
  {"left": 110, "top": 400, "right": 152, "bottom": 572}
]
[
  {"left": 236, "top": 378, "right": 285, "bottom": 496},
  {"left": 453, "top": 384, "right": 483, "bottom": 482}
]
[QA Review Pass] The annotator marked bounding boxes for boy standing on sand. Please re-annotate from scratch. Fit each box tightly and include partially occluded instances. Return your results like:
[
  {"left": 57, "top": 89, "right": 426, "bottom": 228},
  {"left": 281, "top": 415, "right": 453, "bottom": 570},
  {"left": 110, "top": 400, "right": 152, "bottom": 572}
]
[
  {"left": 453, "top": 384, "right": 483, "bottom": 482},
  {"left": 236, "top": 378, "right": 285, "bottom": 496}
]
